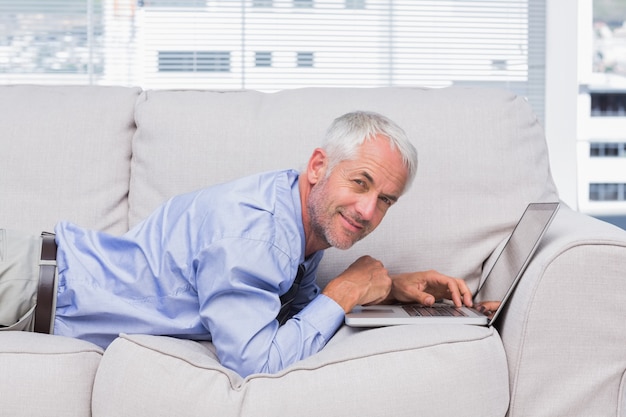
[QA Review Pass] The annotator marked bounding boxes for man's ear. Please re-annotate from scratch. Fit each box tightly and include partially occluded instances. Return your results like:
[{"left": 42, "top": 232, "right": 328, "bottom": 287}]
[{"left": 306, "top": 148, "right": 328, "bottom": 185}]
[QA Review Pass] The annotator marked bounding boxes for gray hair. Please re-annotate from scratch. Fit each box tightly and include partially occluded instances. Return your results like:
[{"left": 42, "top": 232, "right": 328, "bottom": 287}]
[{"left": 322, "top": 111, "right": 418, "bottom": 191}]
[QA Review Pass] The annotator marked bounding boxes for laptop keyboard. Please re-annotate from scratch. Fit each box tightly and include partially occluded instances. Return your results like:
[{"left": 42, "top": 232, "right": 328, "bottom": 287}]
[{"left": 402, "top": 304, "right": 468, "bottom": 317}]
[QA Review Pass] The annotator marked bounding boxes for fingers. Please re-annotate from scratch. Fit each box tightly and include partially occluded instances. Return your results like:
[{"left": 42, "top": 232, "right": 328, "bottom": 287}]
[
  {"left": 322, "top": 255, "right": 392, "bottom": 313},
  {"left": 476, "top": 301, "right": 500, "bottom": 318},
  {"left": 411, "top": 291, "right": 436, "bottom": 307},
  {"left": 326, "top": 258, "right": 475, "bottom": 313},
  {"left": 417, "top": 270, "right": 473, "bottom": 307},
  {"left": 389, "top": 270, "right": 473, "bottom": 307},
  {"left": 349, "top": 256, "right": 392, "bottom": 305},
  {"left": 447, "top": 277, "right": 473, "bottom": 307},
  {"left": 347, "top": 255, "right": 385, "bottom": 272}
]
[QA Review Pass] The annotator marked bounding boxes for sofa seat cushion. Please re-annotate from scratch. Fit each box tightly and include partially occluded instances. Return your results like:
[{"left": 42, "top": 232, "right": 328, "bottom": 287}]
[
  {"left": 0, "top": 331, "right": 103, "bottom": 417},
  {"left": 92, "top": 325, "right": 509, "bottom": 417}
]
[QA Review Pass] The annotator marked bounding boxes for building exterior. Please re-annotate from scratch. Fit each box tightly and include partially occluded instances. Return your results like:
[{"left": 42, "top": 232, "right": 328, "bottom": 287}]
[
  {"left": 103, "top": 0, "right": 533, "bottom": 93},
  {"left": 577, "top": 11, "right": 626, "bottom": 228}
]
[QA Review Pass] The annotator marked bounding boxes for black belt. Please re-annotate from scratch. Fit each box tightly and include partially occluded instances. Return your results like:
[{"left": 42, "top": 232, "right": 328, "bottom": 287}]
[{"left": 34, "top": 233, "right": 57, "bottom": 334}]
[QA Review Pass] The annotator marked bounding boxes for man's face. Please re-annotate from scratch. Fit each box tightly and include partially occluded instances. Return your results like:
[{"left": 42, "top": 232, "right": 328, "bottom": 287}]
[{"left": 307, "top": 136, "right": 409, "bottom": 250}]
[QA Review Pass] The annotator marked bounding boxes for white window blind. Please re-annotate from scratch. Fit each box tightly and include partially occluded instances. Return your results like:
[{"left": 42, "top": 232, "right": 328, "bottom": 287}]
[{"left": 0, "top": 0, "right": 546, "bottom": 120}]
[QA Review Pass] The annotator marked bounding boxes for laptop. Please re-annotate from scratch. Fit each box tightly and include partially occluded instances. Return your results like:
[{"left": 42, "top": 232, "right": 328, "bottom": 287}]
[{"left": 345, "top": 202, "right": 560, "bottom": 327}]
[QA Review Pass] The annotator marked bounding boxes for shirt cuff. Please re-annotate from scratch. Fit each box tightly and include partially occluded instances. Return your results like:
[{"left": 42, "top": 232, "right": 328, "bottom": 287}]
[{"left": 297, "top": 294, "right": 345, "bottom": 341}]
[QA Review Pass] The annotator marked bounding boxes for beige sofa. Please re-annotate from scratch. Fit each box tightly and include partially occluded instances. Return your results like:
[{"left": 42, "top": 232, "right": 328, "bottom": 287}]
[{"left": 1, "top": 85, "right": 625, "bottom": 417}]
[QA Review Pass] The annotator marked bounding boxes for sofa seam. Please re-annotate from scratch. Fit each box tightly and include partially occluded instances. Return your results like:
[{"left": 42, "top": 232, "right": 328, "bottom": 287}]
[
  {"left": 0, "top": 349, "right": 103, "bottom": 357},
  {"left": 119, "top": 335, "right": 243, "bottom": 389},
  {"left": 119, "top": 328, "right": 499, "bottom": 389},
  {"left": 247, "top": 328, "right": 501, "bottom": 382}
]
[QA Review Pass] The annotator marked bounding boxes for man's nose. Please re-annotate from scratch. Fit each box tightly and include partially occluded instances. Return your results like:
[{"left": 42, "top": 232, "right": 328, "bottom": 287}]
[{"left": 355, "top": 193, "right": 378, "bottom": 221}]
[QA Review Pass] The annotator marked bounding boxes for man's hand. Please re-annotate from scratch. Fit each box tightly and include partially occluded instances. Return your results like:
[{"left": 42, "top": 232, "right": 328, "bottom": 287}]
[
  {"left": 385, "top": 270, "right": 473, "bottom": 307},
  {"left": 475, "top": 301, "right": 500, "bottom": 318},
  {"left": 322, "top": 255, "right": 392, "bottom": 313}
]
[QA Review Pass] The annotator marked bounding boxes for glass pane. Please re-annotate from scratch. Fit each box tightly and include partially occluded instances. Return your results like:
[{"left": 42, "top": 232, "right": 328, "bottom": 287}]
[
  {"left": 0, "top": 0, "right": 546, "bottom": 121},
  {"left": 593, "top": 0, "right": 626, "bottom": 79}
]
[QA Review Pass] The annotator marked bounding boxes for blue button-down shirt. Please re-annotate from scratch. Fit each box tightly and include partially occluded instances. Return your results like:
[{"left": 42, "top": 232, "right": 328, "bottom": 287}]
[{"left": 53, "top": 169, "right": 345, "bottom": 377}]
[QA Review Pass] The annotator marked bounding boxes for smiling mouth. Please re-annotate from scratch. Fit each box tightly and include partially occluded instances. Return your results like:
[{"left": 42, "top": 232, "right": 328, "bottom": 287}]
[{"left": 339, "top": 212, "right": 365, "bottom": 233}]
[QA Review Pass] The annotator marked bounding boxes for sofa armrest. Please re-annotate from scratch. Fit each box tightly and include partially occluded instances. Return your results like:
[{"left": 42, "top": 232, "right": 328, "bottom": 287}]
[{"left": 490, "top": 205, "right": 626, "bottom": 417}]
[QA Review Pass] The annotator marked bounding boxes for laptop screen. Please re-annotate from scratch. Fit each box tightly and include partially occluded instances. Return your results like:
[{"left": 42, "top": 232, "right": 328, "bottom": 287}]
[{"left": 474, "top": 202, "right": 559, "bottom": 321}]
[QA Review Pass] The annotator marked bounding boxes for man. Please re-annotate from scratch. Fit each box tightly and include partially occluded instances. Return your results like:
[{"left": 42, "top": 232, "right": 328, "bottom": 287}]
[{"left": 0, "top": 111, "right": 474, "bottom": 377}]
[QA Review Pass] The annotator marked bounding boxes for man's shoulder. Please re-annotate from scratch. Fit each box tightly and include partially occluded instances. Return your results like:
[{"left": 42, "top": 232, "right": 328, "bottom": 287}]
[
  {"left": 202, "top": 168, "right": 297, "bottom": 192},
  {"left": 190, "top": 169, "right": 300, "bottom": 227},
  {"left": 240, "top": 169, "right": 299, "bottom": 187},
  {"left": 213, "top": 169, "right": 297, "bottom": 203}
]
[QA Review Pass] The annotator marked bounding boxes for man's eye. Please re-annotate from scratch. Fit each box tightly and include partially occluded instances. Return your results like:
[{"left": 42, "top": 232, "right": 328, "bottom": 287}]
[{"left": 379, "top": 196, "right": 393, "bottom": 206}]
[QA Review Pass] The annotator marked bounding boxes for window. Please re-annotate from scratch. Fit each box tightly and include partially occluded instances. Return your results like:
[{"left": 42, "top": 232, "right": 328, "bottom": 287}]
[
  {"left": 296, "top": 52, "right": 314, "bottom": 68},
  {"left": 158, "top": 51, "right": 231, "bottom": 72},
  {"left": 346, "top": 0, "right": 366, "bottom": 9},
  {"left": 0, "top": 1, "right": 104, "bottom": 80},
  {"left": 255, "top": 51, "right": 272, "bottom": 67},
  {"left": 253, "top": 0, "right": 274, "bottom": 7},
  {"left": 589, "top": 183, "right": 626, "bottom": 201},
  {"left": 593, "top": 1, "right": 626, "bottom": 82},
  {"left": 0, "top": 1, "right": 547, "bottom": 121},
  {"left": 590, "top": 142, "right": 626, "bottom": 157},
  {"left": 294, "top": 0, "right": 314, "bottom": 8},
  {"left": 139, "top": 0, "right": 207, "bottom": 6},
  {"left": 590, "top": 92, "right": 626, "bottom": 116}
]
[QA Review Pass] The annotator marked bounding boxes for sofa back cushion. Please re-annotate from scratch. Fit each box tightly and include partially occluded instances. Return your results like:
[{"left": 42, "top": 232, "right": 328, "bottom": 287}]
[
  {"left": 130, "top": 87, "right": 559, "bottom": 288},
  {"left": 0, "top": 85, "right": 140, "bottom": 235}
]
